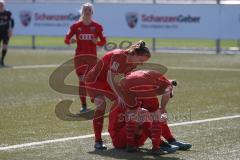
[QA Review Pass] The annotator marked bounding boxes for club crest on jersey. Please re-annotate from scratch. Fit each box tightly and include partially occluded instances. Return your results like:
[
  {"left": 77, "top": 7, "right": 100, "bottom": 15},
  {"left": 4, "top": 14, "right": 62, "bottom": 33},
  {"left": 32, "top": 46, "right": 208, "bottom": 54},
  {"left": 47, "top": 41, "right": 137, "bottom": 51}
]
[
  {"left": 20, "top": 10, "right": 32, "bottom": 27},
  {"left": 126, "top": 12, "right": 138, "bottom": 29},
  {"left": 90, "top": 26, "right": 96, "bottom": 32},
  {"left": 77, "top": 28, "right": 82, "bottom": 32}
]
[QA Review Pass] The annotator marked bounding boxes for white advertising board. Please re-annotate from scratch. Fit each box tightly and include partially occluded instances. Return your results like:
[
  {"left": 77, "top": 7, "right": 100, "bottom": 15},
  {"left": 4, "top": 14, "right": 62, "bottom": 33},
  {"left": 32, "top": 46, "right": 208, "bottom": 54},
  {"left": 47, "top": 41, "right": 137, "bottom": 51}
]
[
  {"left": 220, "top": 5, "right": 240, "bottom": 39},
  {"left": 96, "top": 4, "right": 219, "bottom": 39},
  {"left": 7, "top": 3, "right": 81, "bottom": 36},
  {"left": 5, "top": 3, "right": 240, "bottom": 39}
]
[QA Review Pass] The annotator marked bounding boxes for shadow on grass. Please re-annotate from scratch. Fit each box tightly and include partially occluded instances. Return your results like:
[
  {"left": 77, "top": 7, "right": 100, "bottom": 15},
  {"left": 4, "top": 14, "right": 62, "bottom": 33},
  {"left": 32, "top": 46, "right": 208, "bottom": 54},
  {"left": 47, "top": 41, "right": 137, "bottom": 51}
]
[
  {"left": 88, "top": 148, "right": 184, "bottom": 160},
  {"left": 0, "top": 65, "right": 12, "bottom": 69},
  {"left": 55, "top": 100, "right": 108, "bottom": 121}
]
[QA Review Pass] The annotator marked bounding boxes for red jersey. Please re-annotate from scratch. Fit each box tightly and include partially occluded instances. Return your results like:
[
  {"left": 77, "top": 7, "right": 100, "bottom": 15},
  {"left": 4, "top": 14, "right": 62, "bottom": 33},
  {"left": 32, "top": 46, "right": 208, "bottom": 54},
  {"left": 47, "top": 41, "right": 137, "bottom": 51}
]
[
  {"left": 65, "top": 20, "right": 106, "bottom": 55},
  {"left": 120, "top": 70, "right": 172, "bottom": 99},
  {"left": 87, "top": 49, "right": 137, "bottom": 82},
  {"left": 85, "top": 49, "right": 138, "bottom": 101}
]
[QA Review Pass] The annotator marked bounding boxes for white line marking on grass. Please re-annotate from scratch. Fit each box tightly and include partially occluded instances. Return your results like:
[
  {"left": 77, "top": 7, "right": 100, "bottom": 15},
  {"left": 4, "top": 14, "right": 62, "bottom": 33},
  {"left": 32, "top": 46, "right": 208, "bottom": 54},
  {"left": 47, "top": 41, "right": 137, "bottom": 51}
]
[
  {"left": 168, "top": 66, "right": 240, "bottom": 72},
  {"left": 1, "top": 64, "right": 240, "bottom": 72},
  {"left": 169, "top": 115, "right": 240, "bottom": 127},
  {"left": 0, "top": 132, "right": 109, "bottom": 151},
  {"left": 11, "top": 64, "right": 59, "bottom": 69},
  {"left": 0, "top": 115, "right": 239, "bottom": 151}
]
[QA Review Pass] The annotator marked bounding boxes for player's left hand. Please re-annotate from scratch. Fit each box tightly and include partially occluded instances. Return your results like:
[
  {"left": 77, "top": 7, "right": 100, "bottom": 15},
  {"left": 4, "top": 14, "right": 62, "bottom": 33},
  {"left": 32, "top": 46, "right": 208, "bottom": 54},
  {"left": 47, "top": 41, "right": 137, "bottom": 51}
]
[
  {"left": 160, "top": 112, "right": 168, "bottom": 122},
  {"left": 70, "top": 38, "right": 76, "bottom": 44},
  {"left": 91, "top": 37, "right": 97, "bottom": 44},
  {"left": 159, "top": 107, "right": 168, "bottom": 122}
]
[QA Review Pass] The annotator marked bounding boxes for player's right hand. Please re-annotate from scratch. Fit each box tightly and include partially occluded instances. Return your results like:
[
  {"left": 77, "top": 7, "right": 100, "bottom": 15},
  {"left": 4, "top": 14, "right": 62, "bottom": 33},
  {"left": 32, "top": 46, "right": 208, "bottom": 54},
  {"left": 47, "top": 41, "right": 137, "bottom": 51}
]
[{"left": 64, "top": 38, "right": 70, "bottom": 45}]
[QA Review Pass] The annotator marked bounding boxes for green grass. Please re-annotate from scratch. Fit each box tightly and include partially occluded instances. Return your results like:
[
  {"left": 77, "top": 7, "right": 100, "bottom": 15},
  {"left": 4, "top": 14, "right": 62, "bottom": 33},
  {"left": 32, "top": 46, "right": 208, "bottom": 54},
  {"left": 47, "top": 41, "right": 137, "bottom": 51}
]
[
  {"left": 9, "top": 35, "right": 240, "bottom": 50},
  {"left": 1, "top": 119, "right": 239, "bottom": 160},
  {"left": 0, "top": 49, "right": 240, "bottom": 159}
]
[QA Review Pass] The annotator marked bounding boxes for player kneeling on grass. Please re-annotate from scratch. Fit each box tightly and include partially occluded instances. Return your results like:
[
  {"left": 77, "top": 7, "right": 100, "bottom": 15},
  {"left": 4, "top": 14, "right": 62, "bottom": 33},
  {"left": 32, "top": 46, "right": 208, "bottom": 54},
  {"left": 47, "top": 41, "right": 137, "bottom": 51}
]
[
  {"left": 111, "top": 70, "right": 191, "bottom": 155},
  {"left": 109, "top": 102, "right": 176, "bottom": 155},
  {"left": 108, "top": 104, "right": 151, "bottom": 152}
]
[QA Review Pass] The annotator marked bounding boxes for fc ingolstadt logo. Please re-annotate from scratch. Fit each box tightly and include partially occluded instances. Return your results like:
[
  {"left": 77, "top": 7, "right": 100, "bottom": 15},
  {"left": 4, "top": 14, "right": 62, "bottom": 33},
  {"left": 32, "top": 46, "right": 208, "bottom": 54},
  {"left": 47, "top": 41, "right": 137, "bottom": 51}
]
[
  {"left": 20, "top": 10, "right": 32, "bottom": 27},
  {"left": 126, "top": 12, "right": 138, "bottom": 28}
]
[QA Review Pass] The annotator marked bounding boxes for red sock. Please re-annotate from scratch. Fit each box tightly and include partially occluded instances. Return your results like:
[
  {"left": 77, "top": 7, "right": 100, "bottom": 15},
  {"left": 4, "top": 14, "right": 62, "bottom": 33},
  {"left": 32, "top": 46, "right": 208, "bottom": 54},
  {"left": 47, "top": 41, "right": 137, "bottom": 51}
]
[
  {"left": 161, "top": 122, "right": 175, "bottom": 141},
  {"left": 142, "top": 122, "right": 152, "bottom": 138},
  {"left": 79, "top": 81, "right": 86, "bottom": 106},
  {"left": 93, "top": 109, "right": 104, "bottom": 142},
  {"left": 80, "top": 96, "right": 86, "bottom": 106},
  {"left": 126, "top": 120, "right": 137, "bottom": 146},
  {"left": 143, "top": 121, "right": 164, "bottom": 146},
  {"left": 151, "top": 121, "right": 161, "bottom": 149}
]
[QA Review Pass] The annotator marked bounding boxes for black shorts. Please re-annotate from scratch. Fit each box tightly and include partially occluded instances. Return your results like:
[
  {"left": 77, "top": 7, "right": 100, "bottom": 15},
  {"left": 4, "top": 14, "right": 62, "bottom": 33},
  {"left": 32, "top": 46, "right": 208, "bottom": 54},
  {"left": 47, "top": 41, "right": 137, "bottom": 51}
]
[{"left": 0, "top": 31, "right": 9, "bottom": 45}]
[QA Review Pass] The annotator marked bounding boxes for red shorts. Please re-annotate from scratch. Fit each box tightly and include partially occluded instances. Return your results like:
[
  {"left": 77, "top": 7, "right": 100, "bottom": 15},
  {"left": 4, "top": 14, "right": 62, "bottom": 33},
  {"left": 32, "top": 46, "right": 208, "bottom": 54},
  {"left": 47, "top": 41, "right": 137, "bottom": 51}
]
[
  {"left": 74, "top": 54, "right": 97, "bottom": 78},
  {"left": 141, "top": 97, "right": 159, "bottom": 112},
  {"left": 86, "top": 81, "right": 116, "bottom": 101}
]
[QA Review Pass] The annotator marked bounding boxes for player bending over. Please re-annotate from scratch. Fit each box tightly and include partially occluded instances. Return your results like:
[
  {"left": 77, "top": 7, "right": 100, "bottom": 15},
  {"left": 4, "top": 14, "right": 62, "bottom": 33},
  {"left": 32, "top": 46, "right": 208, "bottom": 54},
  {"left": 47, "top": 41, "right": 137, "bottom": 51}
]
[
  {"left": 117, "top": 70, "right": 192, "bottom": 154},
  {"left": 109, "top": 102, "right": 178, "bottom": 155},
  {"left": 85, "top": 40, "right": 150, "bottom": 150}
]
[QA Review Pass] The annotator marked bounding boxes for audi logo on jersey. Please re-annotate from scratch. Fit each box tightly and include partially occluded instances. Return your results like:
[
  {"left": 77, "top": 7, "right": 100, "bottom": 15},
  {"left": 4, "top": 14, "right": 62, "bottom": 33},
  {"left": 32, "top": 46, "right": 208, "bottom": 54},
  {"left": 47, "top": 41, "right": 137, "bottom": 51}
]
[{"left": 79, "top": 34, "right": 94, "bottom": 40}]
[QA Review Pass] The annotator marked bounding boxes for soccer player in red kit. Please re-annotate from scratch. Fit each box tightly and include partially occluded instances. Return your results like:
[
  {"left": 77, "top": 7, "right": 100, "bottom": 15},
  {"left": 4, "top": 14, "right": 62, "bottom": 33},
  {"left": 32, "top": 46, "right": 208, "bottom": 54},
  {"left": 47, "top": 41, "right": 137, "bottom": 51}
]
[
  {"left": 108, "top": 101, "right": 175, "bottom": 155},
  {"left": 64, "top": 3, "right": 106, "bottom": 113},
  {"left": 85, "top": 40, "right": 151, "bottom": 149},
  {"left": 141, "top": 97, "right": 191, "bottom": 151},
  {"left": 108, "top": 104, "right": 153, "bottom": 151},
  {"left": 119, "top": 70, "right": 192, "bottom": 153},
  {"left": 116, "top": 70, "right": 173, "bottom": 154}
]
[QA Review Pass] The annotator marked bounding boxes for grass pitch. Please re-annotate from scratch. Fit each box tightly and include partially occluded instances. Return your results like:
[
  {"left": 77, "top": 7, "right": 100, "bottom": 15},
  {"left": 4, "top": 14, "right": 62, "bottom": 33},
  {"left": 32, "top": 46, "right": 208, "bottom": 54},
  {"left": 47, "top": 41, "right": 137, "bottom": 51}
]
[
  {"left": 0, "top": 49, "right": 240, "bottom": 160},
  {"left": 10, "top": 35, "right": 240, "bottom": 50}
]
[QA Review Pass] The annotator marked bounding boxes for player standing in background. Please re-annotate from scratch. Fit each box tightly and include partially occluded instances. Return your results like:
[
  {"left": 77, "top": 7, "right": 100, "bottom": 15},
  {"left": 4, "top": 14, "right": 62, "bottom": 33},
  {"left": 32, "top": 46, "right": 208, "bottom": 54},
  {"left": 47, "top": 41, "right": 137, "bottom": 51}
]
[
  {"left": 64, "top": 3, "right": 106, "bottom": 113},
  {"left": 85, "top": 40, "right": 151, "bottom": 150},
  {"left": 0, "top": 0, "right": 14, "bottom": 67}
]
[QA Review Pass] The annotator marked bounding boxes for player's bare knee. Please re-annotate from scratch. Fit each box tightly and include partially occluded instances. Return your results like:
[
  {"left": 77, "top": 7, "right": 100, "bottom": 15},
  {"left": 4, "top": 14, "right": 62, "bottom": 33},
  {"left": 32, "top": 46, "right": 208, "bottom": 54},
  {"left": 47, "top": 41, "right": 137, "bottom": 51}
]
[{"left": 94, "top": 96, "right": 106, "bottom": 109}]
